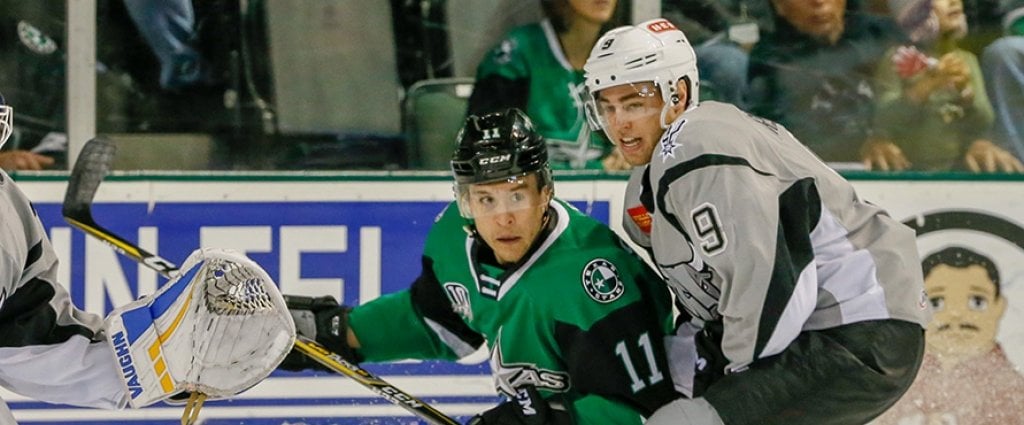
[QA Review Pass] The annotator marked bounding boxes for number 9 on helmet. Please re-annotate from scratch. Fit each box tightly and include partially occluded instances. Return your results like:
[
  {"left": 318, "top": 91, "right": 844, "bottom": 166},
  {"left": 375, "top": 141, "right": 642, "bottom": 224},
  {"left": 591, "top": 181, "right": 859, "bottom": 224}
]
[{"left": 450, "top": 108, "right": 553, "bottom": 219}]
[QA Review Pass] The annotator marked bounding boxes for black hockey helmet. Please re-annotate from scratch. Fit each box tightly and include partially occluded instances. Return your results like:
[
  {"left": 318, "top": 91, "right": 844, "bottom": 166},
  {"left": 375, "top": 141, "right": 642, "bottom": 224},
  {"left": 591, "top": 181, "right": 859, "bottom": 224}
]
[
  {"left": 451, "top": 108, "right": 549, "bottom": 185},
  {"left": 451, "top": 108, "right": 553, "bottom": 218}
]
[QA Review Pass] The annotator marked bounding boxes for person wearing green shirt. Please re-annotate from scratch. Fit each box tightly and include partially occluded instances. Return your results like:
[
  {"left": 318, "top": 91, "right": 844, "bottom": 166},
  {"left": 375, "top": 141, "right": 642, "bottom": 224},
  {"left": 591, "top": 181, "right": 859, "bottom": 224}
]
[
  {"left": 467, "top": 0, "right": 630, "bottom": 171},
  {"left": 279, "top": 108, "right": 680, "bottom": 424}
]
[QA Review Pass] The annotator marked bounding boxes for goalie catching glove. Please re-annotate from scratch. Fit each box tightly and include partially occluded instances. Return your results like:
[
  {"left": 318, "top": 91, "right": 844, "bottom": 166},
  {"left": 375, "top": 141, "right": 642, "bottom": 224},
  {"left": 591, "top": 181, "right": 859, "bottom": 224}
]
[
  {"left": 104, "top": 248, "right": 295, "bottom": 408},
  {"left": 278, "top": 294, "right": 363, "bottom": 371}
]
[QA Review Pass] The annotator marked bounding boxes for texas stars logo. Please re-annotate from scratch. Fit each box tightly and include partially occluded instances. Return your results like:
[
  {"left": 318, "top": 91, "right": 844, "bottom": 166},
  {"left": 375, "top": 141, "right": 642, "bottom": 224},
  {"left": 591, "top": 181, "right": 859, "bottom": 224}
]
[
  {"left": 18, "top": 21, "right": 58, "bottom": 55},
  {"left": 581, "top": 259, "right": 624, "bottom": 303},
  {"left": 491, "top": 331, "right": 570, "bottom": 397}
]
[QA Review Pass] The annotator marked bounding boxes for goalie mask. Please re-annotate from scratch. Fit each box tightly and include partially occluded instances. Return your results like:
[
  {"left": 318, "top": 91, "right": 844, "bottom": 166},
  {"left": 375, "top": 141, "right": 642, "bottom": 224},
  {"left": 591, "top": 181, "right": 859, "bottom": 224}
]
[
  {"left": 451, "top": 108, "right": 553, "bottom": 219},
  {"left": 583, "top": 18, "right": 699, "bottom": 135},
  {"left": 0, "top": 93, "right": 12, "bottom": 149}
]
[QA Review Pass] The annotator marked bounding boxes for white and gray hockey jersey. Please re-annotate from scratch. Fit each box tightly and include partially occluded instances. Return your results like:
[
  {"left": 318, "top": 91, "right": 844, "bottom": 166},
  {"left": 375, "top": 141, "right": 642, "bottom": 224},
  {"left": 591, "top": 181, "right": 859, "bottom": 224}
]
[
  {"left": 0, "top": 170, "right": 127, "bottom": 419},
  {"left": 622, "top": 101, "right": 931, "bottom": 375}
]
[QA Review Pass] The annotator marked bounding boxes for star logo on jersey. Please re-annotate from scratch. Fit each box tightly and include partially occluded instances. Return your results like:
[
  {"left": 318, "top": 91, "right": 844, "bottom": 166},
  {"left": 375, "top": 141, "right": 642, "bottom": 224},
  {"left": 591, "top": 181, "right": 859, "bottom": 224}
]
[
  {"left": 491, "top": 331, "right": 570, "bottom": 397},
  {"left": 17, "top": 21, "right": 58, "bottom": 55},
  {"left": 581, "top": 259, "right": 624, "bottom": 303},
  {"left": 658, "top": 119, "right": 685, "bottom": 161},
  {"left": 443, "top": 282, "right": 473, "bottom": 321}
]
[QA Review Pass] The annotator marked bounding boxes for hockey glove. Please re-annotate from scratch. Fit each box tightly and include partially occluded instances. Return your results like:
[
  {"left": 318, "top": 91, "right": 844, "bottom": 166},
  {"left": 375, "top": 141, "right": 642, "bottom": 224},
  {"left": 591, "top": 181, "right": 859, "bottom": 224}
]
[
  {"left": 468, "top": 386, "right": 572, "bottom": 425},
  {"left": 278, "top": 294, "right": 362, "bottom": 371}
]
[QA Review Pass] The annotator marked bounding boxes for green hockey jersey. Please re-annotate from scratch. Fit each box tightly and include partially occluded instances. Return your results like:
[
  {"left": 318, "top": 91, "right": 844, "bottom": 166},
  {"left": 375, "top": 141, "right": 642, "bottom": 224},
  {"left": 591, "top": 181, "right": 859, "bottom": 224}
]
[
  {"left": 349, "top": 200, "right": 679, "bottom": 424},
  {"left": 468, "top": 20, "right": 612, "bottom": 170}
]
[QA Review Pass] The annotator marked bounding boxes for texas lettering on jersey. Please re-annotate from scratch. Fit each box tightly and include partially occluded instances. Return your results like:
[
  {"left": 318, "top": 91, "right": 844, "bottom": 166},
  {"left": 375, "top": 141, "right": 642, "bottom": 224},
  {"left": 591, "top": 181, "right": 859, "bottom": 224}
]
[{"left": 491, "top": 332, "right": 570, "bottom": 397}]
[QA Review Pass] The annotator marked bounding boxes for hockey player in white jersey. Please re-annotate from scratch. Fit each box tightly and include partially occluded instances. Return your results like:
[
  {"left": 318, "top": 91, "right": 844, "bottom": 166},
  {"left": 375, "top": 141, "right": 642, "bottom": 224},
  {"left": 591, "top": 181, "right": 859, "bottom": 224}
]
[
  {"left": 582, "top": 19, "right": 932, "bottom": 425},
  {"left": 0, "top": 93, "right": 292, "bottom": 423}
]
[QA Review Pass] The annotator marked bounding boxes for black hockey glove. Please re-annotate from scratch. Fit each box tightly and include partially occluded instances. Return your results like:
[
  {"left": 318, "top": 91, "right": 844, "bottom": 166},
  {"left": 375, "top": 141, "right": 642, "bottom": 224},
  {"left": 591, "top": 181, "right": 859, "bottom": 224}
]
[
  {"left": 277, "top": 294, "right": 363, "bottom": 372},
  {"left": 467, "top": 386, "right": 572, "bottom": 425}
]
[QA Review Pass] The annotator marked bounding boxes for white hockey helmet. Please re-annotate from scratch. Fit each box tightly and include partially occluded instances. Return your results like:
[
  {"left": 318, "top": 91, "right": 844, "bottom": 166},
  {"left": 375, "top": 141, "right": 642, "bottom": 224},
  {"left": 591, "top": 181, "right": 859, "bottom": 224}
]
[
  {"left": 0, "top": 93, "right": 12, "bottom": 149},
  {"left": 583, "top": 18, "right": 699, "bottom": 130}
]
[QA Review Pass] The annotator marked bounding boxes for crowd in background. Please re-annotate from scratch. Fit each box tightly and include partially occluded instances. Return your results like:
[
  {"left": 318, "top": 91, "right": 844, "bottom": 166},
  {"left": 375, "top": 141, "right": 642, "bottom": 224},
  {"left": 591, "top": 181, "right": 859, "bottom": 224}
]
[{"left": 0, "top": 0, "right": 1022, "bottom": 173}]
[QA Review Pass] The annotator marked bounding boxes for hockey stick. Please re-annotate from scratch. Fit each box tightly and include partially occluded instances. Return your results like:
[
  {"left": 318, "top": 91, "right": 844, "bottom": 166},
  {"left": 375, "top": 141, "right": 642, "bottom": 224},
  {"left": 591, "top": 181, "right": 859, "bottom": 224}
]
[{"left": 62, "top": 137, "right": 460, "bottom": 425}]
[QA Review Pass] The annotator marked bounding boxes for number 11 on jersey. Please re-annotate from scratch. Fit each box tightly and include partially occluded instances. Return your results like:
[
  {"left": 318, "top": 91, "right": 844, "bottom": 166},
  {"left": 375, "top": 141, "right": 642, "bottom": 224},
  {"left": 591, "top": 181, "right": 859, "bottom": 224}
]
[{"left": 615, "top": 332, "right": 665, "bottom": 393}]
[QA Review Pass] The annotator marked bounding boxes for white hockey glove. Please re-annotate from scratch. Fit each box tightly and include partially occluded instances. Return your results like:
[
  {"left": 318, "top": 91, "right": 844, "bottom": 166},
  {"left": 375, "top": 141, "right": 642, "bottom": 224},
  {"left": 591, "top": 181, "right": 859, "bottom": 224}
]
[{"left": 104, "top": 248, "right": 295, "bottom": 409}]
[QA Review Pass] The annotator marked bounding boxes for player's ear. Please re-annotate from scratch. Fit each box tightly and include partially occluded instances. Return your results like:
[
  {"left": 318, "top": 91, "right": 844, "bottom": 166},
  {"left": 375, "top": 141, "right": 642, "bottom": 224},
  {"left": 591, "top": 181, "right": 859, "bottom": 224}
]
[{"left": 673, "top": 78, "right": 690, "bottom": 109}]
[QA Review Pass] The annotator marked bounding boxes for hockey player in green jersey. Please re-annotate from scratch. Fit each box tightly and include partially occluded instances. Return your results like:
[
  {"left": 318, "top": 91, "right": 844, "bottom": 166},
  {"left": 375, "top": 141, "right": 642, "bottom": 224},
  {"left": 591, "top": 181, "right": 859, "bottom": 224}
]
[
  {"left": 582, "top": 19, "right": 932, "bottom": 425},
  {"left": 280, "top": 109, "right": 680, "bottom": 424},
  {"left": 468, "top": 0, "right": 629, "bottom": 171}
]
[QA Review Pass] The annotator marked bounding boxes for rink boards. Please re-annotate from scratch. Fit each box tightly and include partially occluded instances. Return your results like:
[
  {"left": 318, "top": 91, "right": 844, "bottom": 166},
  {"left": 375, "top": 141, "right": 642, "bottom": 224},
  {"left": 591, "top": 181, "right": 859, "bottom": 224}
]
[{"left": 6, "top": 174, "right": 1024, "bottom": 424}]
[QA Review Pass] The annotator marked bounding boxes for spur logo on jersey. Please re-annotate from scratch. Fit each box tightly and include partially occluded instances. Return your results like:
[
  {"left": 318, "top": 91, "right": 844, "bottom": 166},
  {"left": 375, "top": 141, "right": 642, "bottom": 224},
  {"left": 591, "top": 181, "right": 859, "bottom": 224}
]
[
  {"left": 443, "top": 282, "right": 473, "bottom": 320},
  {"left": 659, "top": 119, "right": 685, "bottom": 161},
  {"left": 582, "top": 259, "right": 624, "bottom": 303}
]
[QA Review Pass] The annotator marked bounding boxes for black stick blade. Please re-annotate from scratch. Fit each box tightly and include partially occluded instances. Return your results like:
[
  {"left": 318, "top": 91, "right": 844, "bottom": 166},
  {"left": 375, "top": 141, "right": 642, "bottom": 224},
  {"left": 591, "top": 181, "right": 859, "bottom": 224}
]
[{"left": 63, "top": 137, "right": 116, "bottom": 219}]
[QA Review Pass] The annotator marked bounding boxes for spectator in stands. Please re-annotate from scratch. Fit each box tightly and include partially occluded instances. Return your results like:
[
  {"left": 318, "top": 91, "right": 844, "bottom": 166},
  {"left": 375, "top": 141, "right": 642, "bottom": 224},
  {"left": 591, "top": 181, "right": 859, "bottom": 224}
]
[
  {"left": 0, "top": 150, "right": 55, "bottom": 171},
  {"left": 982, "top": 0, "right": 1024, "bottom": 164},
  {"left": 869, "top": 0, "right": 1023, "bottom": 172},
  {"left": 874, "top": 246, "right": 1024, "bottom": 424},
  {"left": 0, "top": 2, "right": 64, "bottom": 169},
  {"left": 467, "top": 0, "right": 630, "bottom": 171},
  {"left": 122, "top": 0, "right": 211, "bottom": 91},
  {"left": 748, "top": 0, "right": 905, "bottom": 166},
  {"left": 663, "top": 0, "right": 775, "bottom": 109}
]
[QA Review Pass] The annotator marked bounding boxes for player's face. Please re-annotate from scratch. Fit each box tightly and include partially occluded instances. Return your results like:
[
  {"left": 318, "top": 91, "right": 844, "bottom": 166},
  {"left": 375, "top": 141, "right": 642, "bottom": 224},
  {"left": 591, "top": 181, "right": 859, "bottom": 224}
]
[
  {"left": 772, "top": 0, "right": 847, "bottom": 44},
  {"left": 934, "top": 0, "right": 967, "bottom": 38},
  {"left": 924, "top": 264, "right": 1006, "bottom": 363},
  {"left": 594, "top": 82, "right": 665, "bottom": 166},
  {"left": 470, "top": 174, "right": 552, "bottom": 265},
  {"left": 567, "top": 0, "right": 617, "bottom": 26}
]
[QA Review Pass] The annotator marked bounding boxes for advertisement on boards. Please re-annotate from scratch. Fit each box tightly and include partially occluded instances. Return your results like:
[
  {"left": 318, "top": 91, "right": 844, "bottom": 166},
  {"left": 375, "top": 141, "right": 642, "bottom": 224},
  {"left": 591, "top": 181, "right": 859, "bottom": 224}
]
[{"left": 6, "top": 177, "right": 1024, "bottom": 424}]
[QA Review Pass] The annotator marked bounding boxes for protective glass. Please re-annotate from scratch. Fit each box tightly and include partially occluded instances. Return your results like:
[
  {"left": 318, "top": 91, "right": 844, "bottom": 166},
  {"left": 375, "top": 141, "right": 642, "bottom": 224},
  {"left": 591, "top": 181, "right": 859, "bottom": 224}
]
[
  {"left": 0, "top": 105, "right": 12, "bottom": 149},
  {"left": 455, "top": 172, "right": 549, "bottom": 219},
  {"left": 585, "top": 80, "right": 665, "bottom": 132}
]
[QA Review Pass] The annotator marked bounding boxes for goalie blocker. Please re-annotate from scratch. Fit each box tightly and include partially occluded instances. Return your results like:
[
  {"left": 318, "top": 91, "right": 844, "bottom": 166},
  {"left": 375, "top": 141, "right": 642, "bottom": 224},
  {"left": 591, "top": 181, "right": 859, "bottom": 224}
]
[{"left": 105, "top": 248, "right": 295, "bottom": 408}]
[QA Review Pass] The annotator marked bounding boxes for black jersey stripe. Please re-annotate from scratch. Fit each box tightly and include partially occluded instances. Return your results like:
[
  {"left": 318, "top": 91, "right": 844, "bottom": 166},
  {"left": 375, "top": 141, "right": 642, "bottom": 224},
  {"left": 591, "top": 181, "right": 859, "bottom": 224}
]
[
  {"left": 654, "top": 154, "right": 774, "bottom": 242},
  {"left": 554, "top": 301, "right": 679, "bottom": 416},
  {"left": 0, "top": 278, "right": 95, "bottom": 348},
  {"left": 24, "top": 240, "right": 43, "bottom": 271},
  {"left": 753, "top": 178, "right": 821, "bottom": 357},
  {"left": 410, "top": 256, "right": 485, "bottom": 349}
]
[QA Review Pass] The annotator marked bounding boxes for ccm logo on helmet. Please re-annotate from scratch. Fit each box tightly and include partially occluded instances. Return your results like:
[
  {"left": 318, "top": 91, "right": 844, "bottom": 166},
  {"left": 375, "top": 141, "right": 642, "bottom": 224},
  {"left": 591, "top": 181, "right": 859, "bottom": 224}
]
[
  {"left": 479, "top": 154, "right": 511, "bottom": 165},
  {"left": 647, "top": 19, "right": 676, "bottom": 33}
]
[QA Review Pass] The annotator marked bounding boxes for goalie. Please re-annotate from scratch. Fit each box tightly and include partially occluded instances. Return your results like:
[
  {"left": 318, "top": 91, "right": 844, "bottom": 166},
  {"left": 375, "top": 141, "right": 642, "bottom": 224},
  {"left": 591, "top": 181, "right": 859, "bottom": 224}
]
[
  {"left": 280, "top": 108, "right": 682, "bottom": 424},
  {"left": 0, "top": 92, "right": 293, "bottom": 423}
]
